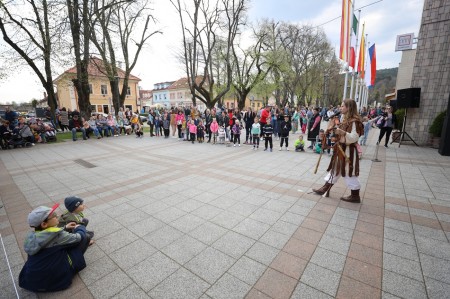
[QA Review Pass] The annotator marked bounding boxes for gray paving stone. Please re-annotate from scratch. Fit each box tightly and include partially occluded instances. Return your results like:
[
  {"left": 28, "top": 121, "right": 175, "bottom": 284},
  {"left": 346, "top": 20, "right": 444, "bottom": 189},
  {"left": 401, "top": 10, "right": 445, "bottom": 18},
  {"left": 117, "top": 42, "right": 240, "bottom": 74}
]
[
  {"left": 413, "top": 224, "right": 448, "bottom": 242},
  {"left": 126, "top": 252, "right": 180, "bottom": 292},
  {"left": 300, "top": 263, "right": 341, "bottom": 297},
  {"left": 335, "top": 207, "right": 359, "bottom": 219},
  {"left": 189, "top": 221, "right": 228, "bottom": 245},
  {"left": 170, "top": 213, "right": 206, "bottom": 233},
  {"left": 262, "top": 199, "right": 292, "bottom": 213},
  {"left": 383, "top": 252, "right": 423, "bottom": 282},
  {"left": 210, "top": 210, "right": 245, "bottom": 229},
  {"left": 149, "top": 267, "right": 210, "bottom": 299},
  {"left": 420, "top": 253, "right": 450, "bottom": 284},
  {"left": 141, "top": 201, "right": 171, "bottom": 215},
  {"left": 162, "top": 234, "right": 207, "bottom": 264},
  {"left": 330, "top": 214, "right": 357, "bottom": 229},
  {"left": 112, "top": 283, "right": 150, "bottom": 299},
  {"left": 424, "top": 276, "right": 450, "bottom": 299},
  {"left": 384, "top": 218, "right": 413, "bottom": 233},
  {"left": 248, "top": 208, "right": 283, "bottom": 225},
  {"left": 79, "top": 256, "right": 118, "bottom": 286},
  {"left": 280, "top": 211, "right": 306, "bottom": 226},
  {"left": 206, "top": 273, "right": 252, "bottom": 299},
  {"left": 271, "top": 220, "right": 299, "bottom": 236},
  {"left": 152, "top": 206, "right": 187, "bottom": 223},
  {"left": 291, "top": 282, "right": 334, "bottom": 299},
  {"left": 116, "top": 209, "right": 153, "bottom": 227},
  {"left": 324, "top": 224, "right": 354, "bottom": 241},
  {"left": 381, "top": 291, "right": 402, "bottom": 299},
  {"left": 142, "top": 225, "right": 184, "bottom": 250},
  {"left": 318, "top": 234, "right": 351, "bottom": 256},
  {"left": 245, "top": 242, "right": 280, "bottom": 266},
  {"left": 384, "top": 227, "right": 416, "bottom": 246},
  {"left": 227, "top": 201, "right": 259, "bottom": 217},
  {"left": 383, "top": 239, "right": 420, "bottom": 262},
  {"left": 176, "top": 198, "right": 205, "bottom": 213},
  {"left": 296, "top": 198, "right": 317, "bottom": 209},
  {"left": 96, "top": 228, "right": 139, "bottom": 254},
  {"left": 310, "top": 247, "right": 346, "bottom": 273},
  {"left": 259, "top": 229, "right": 292, "bottom": 249},
  {"left": 209, "top": 196, "right": 238, "bottom": 209},
  {"left": 288, "top": 204, "right": 312, "bottom": 216},
  {"left": 382, "top": 270, "right": 427, "bottom": 299},
  {"left": 415, "top": 235, "right": 450, "bottom": 261},
  {"left": 185, "top": 247, "right": 236, "bottom": 284},
  {"left": 232, "top": 218, "right": 271, "bottom": 240},
  {"left": 436, "top": 212, "right": 450, "bottom": 223},
  {"left": 191, "top": 204, "right": 224, "bottom": 220},
  {"left": 88, "top": 269, "right": 133, "bottom": 299},
  {"left": 409, "top": 207, "right": 438, "bottom": 219},
  {"left": 212, "top": 231, "right": 255, "bottom": 259},
  {"left": 109, "top": 239, "right": 157, "bottom": 270},
  {"left": 227, "top": 256, "right": 267, "bottom": 285},
  {"left": 127, "top": 217, "right": 164, "bottom": 237}
]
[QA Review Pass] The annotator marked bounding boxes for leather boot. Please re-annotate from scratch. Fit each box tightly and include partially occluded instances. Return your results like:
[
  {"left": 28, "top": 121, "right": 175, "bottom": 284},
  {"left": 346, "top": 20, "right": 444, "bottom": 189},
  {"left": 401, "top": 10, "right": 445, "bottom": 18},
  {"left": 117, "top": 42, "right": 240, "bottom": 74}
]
[
  {"left": 312, "top": 183, "right": 333, "bottom": 197},
  {"left": 340, "top": 189, "right": 361, "bottom": 203}
]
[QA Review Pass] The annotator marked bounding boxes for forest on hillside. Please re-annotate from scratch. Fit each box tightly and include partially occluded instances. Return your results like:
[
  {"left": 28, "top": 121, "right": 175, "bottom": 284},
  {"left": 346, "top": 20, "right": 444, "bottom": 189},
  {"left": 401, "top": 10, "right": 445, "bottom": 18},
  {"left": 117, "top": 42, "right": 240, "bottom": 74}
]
[{"left": 367, "top": 67, "right": 398, "bottom": 105}]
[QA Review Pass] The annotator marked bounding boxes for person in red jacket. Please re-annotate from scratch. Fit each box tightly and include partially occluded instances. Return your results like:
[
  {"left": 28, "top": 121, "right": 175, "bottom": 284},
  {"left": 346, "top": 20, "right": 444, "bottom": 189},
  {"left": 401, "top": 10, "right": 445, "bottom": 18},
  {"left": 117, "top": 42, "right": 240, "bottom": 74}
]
[{"left": 259, "top": 106, "right": 271, "bottom": 138}]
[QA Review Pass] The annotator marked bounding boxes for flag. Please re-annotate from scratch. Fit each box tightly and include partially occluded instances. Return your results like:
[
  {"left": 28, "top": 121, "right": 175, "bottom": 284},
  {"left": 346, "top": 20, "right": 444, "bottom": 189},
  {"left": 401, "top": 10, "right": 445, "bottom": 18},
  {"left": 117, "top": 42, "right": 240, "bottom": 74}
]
[
  {"left": 349, "top": 14, "right": 358, "bottom": 68},
  {"left": 365, "top": 44, "right": 377, "bottom": 87},
  {"left": 339, "top": 0, "right": 353, "bottom": 62},
  {"left": 357, "top": 24, "right": 365, "bottom": 78}
]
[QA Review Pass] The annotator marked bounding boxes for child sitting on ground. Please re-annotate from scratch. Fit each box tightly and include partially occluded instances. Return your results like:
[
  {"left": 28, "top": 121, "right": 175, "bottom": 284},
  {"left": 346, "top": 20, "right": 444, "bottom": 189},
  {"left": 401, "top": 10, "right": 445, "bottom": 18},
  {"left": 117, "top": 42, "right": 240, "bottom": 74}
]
[
  {"left": 294, "top": 135, "right": 305, "bottom": 152},
  {"left": 19, "top": 204, "right": 90, "bottom": 292},
  {"left": 59, "top": 196, "right": 94, "bottom": 245}
]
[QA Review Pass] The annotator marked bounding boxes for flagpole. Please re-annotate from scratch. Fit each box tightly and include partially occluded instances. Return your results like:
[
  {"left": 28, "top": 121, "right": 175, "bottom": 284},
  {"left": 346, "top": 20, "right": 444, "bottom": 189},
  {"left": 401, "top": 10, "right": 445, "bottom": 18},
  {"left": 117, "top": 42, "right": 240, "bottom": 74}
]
[
  {"left": 351, "top": 9, "right": 361, "bottom": 105},
  {"left": 343, "top": 64, "right": 349, "bottom": 100}
]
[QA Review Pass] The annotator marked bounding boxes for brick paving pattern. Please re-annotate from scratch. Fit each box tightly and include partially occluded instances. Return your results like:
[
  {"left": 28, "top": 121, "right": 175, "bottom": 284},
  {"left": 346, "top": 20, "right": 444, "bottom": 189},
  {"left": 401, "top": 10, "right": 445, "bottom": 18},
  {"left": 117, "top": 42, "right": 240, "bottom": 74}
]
[{"left": 1, "top": 127, "right": 450, "bottom": 298}]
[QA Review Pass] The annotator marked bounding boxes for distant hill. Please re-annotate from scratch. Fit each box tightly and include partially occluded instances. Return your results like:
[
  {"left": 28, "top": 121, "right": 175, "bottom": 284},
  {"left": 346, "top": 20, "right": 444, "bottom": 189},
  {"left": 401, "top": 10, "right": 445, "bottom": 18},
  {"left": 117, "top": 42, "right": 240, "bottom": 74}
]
[{"left": 368, "top": 67, "right": 398, "bottom": 104}]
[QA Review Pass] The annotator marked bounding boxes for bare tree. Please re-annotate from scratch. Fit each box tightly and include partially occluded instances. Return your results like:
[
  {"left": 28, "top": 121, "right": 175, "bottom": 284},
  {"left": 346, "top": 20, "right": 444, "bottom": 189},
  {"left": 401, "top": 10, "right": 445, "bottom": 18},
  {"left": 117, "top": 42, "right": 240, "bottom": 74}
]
[
  {"left": 90, "top": 0, "right": 160, "bottom": 115},
  {"left": 231, "top": 23, "right": 276, "bottom": 110},
  {"left": 170, "top": 0, "right": 247, "bottom": 109},
  {"left": 0, "top": 0, "right": 61, "bottom": 117}
]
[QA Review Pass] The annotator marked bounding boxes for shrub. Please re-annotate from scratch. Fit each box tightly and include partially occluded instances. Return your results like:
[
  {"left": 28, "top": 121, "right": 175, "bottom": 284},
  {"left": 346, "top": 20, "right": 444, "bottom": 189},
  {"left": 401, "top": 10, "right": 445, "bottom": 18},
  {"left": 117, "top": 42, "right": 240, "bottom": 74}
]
[
  {"left": 394, "top": 109, "right": 405, "bottom": 130},
  {"left": 429, "top": 110, "right": 446, "bottom": 137}
]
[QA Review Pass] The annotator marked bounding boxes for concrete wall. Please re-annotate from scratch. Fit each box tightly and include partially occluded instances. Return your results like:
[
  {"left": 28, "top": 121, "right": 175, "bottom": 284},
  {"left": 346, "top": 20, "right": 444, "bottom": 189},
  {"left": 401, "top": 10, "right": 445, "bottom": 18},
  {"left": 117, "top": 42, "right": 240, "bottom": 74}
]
[
  {"left": 396, "top": 49, "right": 416, "bottom": 91},
  {"left": 407, "top": 0, "right": 450, "bottom": 145}
]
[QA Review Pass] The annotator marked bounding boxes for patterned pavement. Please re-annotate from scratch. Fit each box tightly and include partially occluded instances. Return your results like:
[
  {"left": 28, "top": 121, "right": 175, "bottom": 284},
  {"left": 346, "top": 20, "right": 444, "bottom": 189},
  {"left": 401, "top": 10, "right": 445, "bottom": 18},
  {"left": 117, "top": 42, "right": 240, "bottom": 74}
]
[{"left": 1, "top": 126, "right": 450, "bottom": 299}]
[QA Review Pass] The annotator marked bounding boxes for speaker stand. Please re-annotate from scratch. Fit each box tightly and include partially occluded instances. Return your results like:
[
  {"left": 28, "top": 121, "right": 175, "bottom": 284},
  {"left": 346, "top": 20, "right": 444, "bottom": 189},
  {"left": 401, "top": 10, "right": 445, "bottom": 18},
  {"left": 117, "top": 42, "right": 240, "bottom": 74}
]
[{"left": 391, "top": 108, "right": 419, "bottom": 147}]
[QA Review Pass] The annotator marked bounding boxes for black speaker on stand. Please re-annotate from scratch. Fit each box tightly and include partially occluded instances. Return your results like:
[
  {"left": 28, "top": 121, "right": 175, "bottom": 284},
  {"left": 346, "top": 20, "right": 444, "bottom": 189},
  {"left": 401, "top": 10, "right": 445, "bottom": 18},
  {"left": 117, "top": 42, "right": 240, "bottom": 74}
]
[
  {"left": 391, "top": 88, "right": 420, "bottom": 147},
  {"left": 439, "top": 94, "right": 450, "bottom": 156}
]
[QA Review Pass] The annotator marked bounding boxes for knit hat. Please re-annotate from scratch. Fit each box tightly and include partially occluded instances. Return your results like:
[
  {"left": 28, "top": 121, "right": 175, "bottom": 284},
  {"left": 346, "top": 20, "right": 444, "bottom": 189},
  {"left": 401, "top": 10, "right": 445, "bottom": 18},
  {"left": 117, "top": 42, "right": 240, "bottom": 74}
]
[
  {"left": 27, "top": 203, "right": 59, "bottom": 227},
  {"left": 64, "top": 196, "right": 84, "bottom": 212}
]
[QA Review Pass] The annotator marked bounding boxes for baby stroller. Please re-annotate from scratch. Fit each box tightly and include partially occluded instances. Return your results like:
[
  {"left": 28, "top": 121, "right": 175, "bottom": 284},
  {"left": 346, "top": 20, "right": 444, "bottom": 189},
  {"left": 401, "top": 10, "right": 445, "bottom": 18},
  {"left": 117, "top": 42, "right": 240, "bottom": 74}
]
[
  {"left": 218, "top": 126, "right": 226, "bottom": 144},
  {"left": 5, "top": 131, "right": 33, "bottom": 149},
  {"left": 42, "top": 122, "right": 57, "bottom": 142}
]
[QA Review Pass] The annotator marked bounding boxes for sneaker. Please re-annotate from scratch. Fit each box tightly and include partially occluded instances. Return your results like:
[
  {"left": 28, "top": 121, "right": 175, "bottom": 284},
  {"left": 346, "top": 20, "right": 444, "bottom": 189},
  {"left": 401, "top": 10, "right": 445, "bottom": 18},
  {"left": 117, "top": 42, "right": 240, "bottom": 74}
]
[
  {"left": 376, "top": 141, "right": 379, "bottom": 145},
  {"left": 286, "top": 147, "right": 289, "bottom": 151},
  {"left": 238, "top": 144, "right": 241, "bottom": 147},
  {"left": 270, "top": 148, "right": 273, "bottom": 152},
  {"left": 264, "top": 148, "right": 267, "bottom": 151},
  {"left": 384, "top": 145, "right": 388, "bottom": 148},
  {"left": 234, "top": 144, "right": 236, "bottom": 147},
  {"left": 279, "top": 147, "right": 282, "bottom": 151}
]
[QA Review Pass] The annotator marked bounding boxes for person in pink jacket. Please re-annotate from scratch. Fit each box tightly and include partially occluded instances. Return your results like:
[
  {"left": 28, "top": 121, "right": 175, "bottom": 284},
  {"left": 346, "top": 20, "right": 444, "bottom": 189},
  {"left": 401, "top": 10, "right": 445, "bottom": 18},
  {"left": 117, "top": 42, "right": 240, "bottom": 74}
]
[
  {"left": 209, "top": 117, "right": 219, "bottom": 144},
  {"left": 175, "top": 111, "right": 185, "bottom": 139},
  {"left": 188, "top": 119, "right": 197, "bottom": 144}
]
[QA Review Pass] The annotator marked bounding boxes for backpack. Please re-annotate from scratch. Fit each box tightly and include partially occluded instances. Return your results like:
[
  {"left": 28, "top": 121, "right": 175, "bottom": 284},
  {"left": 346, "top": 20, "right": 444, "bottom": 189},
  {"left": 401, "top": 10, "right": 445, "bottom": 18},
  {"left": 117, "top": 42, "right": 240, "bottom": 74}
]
[{"left": 376, "top": 116, "right": 385, "bottom": 128}]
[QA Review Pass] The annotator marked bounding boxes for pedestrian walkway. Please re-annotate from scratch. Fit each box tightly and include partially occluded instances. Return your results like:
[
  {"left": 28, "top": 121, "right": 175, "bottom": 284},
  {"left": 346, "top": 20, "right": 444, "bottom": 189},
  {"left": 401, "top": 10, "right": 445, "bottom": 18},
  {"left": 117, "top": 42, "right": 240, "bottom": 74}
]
[{"left": 1, "top": 129, "right": 450, "bottom": 299}]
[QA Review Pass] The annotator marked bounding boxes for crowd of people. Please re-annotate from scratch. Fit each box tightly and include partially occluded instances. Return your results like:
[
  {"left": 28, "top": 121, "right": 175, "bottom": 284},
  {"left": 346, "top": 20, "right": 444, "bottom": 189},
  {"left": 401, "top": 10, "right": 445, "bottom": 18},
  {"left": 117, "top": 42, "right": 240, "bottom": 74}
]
[{"left": 1, "top": 102, "right": 396, "bottom": 151}]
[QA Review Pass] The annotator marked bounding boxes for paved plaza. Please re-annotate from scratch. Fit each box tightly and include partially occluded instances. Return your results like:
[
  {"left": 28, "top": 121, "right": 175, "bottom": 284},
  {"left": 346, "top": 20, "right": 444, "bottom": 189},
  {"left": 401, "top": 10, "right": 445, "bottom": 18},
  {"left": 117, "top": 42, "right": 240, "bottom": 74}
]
[{"left": 1, "top": 128, "right": 450, "bottom": 299}]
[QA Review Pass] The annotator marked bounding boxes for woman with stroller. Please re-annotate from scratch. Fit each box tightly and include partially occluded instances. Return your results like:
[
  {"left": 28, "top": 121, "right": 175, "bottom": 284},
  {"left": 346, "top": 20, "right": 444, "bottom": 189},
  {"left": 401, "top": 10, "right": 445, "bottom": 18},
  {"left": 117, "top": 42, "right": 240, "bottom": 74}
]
[{"left": 15, "top": 116, "right": 35, "bottom": 145}]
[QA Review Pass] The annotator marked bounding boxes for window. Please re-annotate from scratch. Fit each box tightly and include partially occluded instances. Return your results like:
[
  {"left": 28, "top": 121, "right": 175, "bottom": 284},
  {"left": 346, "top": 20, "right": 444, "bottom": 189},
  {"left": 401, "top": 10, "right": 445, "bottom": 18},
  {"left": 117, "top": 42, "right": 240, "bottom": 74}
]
[
  {"left": 164, "top": 94, "right": 167, "bottom": 100},
  {"left": 127, "top": 86, "right": 131, "bottom": 95},
  {"left": 101, "top": 85, "right": 108, "bottom": 95},
  {"left": 89, "top": 84, "right": 93, "bottom": 94},
  {"left": 170, "top": 93, "right": 175, "bottom": 100},
  {"left": 257, "top": 102, "right": 260, "bottom": 108}
]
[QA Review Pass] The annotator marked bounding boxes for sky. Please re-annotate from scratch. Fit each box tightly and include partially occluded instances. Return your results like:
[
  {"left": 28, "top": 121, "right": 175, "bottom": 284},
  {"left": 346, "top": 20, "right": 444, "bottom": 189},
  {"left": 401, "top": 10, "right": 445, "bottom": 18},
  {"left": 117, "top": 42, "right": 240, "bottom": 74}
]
[{"left": 0, "top": 0, "right": 424, "bottom": 104}]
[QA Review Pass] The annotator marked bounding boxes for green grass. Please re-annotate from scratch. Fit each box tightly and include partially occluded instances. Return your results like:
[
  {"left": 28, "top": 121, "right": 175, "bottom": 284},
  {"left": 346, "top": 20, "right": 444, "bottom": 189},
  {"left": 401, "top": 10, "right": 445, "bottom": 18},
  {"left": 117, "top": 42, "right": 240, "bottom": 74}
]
[{"left": 55, "top": 126, "right": 151, "bottom": 142}]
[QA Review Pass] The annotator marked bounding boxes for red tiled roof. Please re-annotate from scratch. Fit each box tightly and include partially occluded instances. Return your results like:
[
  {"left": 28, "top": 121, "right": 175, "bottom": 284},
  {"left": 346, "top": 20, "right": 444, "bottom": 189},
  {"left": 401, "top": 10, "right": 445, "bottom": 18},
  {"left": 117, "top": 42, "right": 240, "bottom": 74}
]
[
  {"left": 168, "top": 76, "right": 207, "bottom": 90},
  {"left": 63, "top": 57, "right": 141, "bottom": 81},
  {"left": 139, "top": 89, "right": 153, "bottom": 99}
]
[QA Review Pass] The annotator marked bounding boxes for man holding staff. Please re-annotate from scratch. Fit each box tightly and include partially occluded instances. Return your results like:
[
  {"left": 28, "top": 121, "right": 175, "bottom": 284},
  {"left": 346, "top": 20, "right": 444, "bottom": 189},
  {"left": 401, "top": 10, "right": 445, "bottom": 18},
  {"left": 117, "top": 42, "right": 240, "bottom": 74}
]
[{"left": 312, "top": 99, "right": 364, "bottom": 203}]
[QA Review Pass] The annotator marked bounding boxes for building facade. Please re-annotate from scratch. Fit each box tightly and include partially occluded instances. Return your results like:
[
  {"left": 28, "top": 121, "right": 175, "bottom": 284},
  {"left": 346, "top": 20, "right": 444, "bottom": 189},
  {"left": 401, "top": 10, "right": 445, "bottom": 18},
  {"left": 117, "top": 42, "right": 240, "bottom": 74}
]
[
  {"left": 406, "top": 0, "right": 450, "bottom": 145},
  {"left": 151, "top": 81, "right": 174, "bottom": 108},
  {"left": 54, "top": 58, "right": 141, "bottom": 114}
]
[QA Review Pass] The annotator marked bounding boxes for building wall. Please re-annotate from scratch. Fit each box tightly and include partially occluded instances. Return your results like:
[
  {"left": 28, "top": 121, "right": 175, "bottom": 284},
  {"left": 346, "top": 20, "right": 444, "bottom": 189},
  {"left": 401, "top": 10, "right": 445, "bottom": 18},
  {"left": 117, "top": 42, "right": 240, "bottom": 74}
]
[
  {"left": 56, "top": 75, "right": 139, "bottom": 114},
  {"left": 396, "top": 49, "right": 416, "bottom": 91},
  {"left": 406, "top": 0, "right": 450, "bottom": 145}
]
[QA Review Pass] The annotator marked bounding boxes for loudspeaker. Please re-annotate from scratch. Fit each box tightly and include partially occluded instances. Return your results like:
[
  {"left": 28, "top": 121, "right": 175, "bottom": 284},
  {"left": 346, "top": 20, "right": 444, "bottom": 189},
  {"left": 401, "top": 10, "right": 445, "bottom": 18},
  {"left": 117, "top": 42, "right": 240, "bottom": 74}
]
[
  {"left": 390, "top": 100, "right": 397, "bottom": 110},
  {"left": 397, "top": 88, "right": 421, "bottom": 108},
  {"left": 439, "top": 94, "right": 450, "bottom": 156}
]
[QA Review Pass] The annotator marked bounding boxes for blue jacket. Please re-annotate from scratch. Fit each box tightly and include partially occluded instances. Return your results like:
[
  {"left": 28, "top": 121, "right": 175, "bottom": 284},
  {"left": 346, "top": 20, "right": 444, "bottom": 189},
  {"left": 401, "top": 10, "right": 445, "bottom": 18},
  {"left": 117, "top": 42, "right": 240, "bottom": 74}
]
[{"left": 19, "top": 225, "right": 87, "bottom": 292}]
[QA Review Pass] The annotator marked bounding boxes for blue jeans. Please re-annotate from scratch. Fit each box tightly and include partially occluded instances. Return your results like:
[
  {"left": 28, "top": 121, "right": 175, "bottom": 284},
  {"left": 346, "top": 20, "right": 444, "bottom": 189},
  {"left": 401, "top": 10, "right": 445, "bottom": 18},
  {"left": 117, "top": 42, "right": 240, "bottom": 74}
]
[{"left": 72, "top": 128, "right": 86, "bottom": 141}]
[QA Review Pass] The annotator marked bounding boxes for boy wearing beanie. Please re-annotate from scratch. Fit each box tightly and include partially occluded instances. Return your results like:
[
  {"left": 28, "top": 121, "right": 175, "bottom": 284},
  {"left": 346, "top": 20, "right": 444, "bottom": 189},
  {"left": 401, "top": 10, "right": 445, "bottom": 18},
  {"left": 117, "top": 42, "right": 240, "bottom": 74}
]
[
  {"left": 59, "top": 196, "right": 95, "bottom": 244},
  {"left": 19, "top": 204, "right": 89, "bottom": 292}
]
